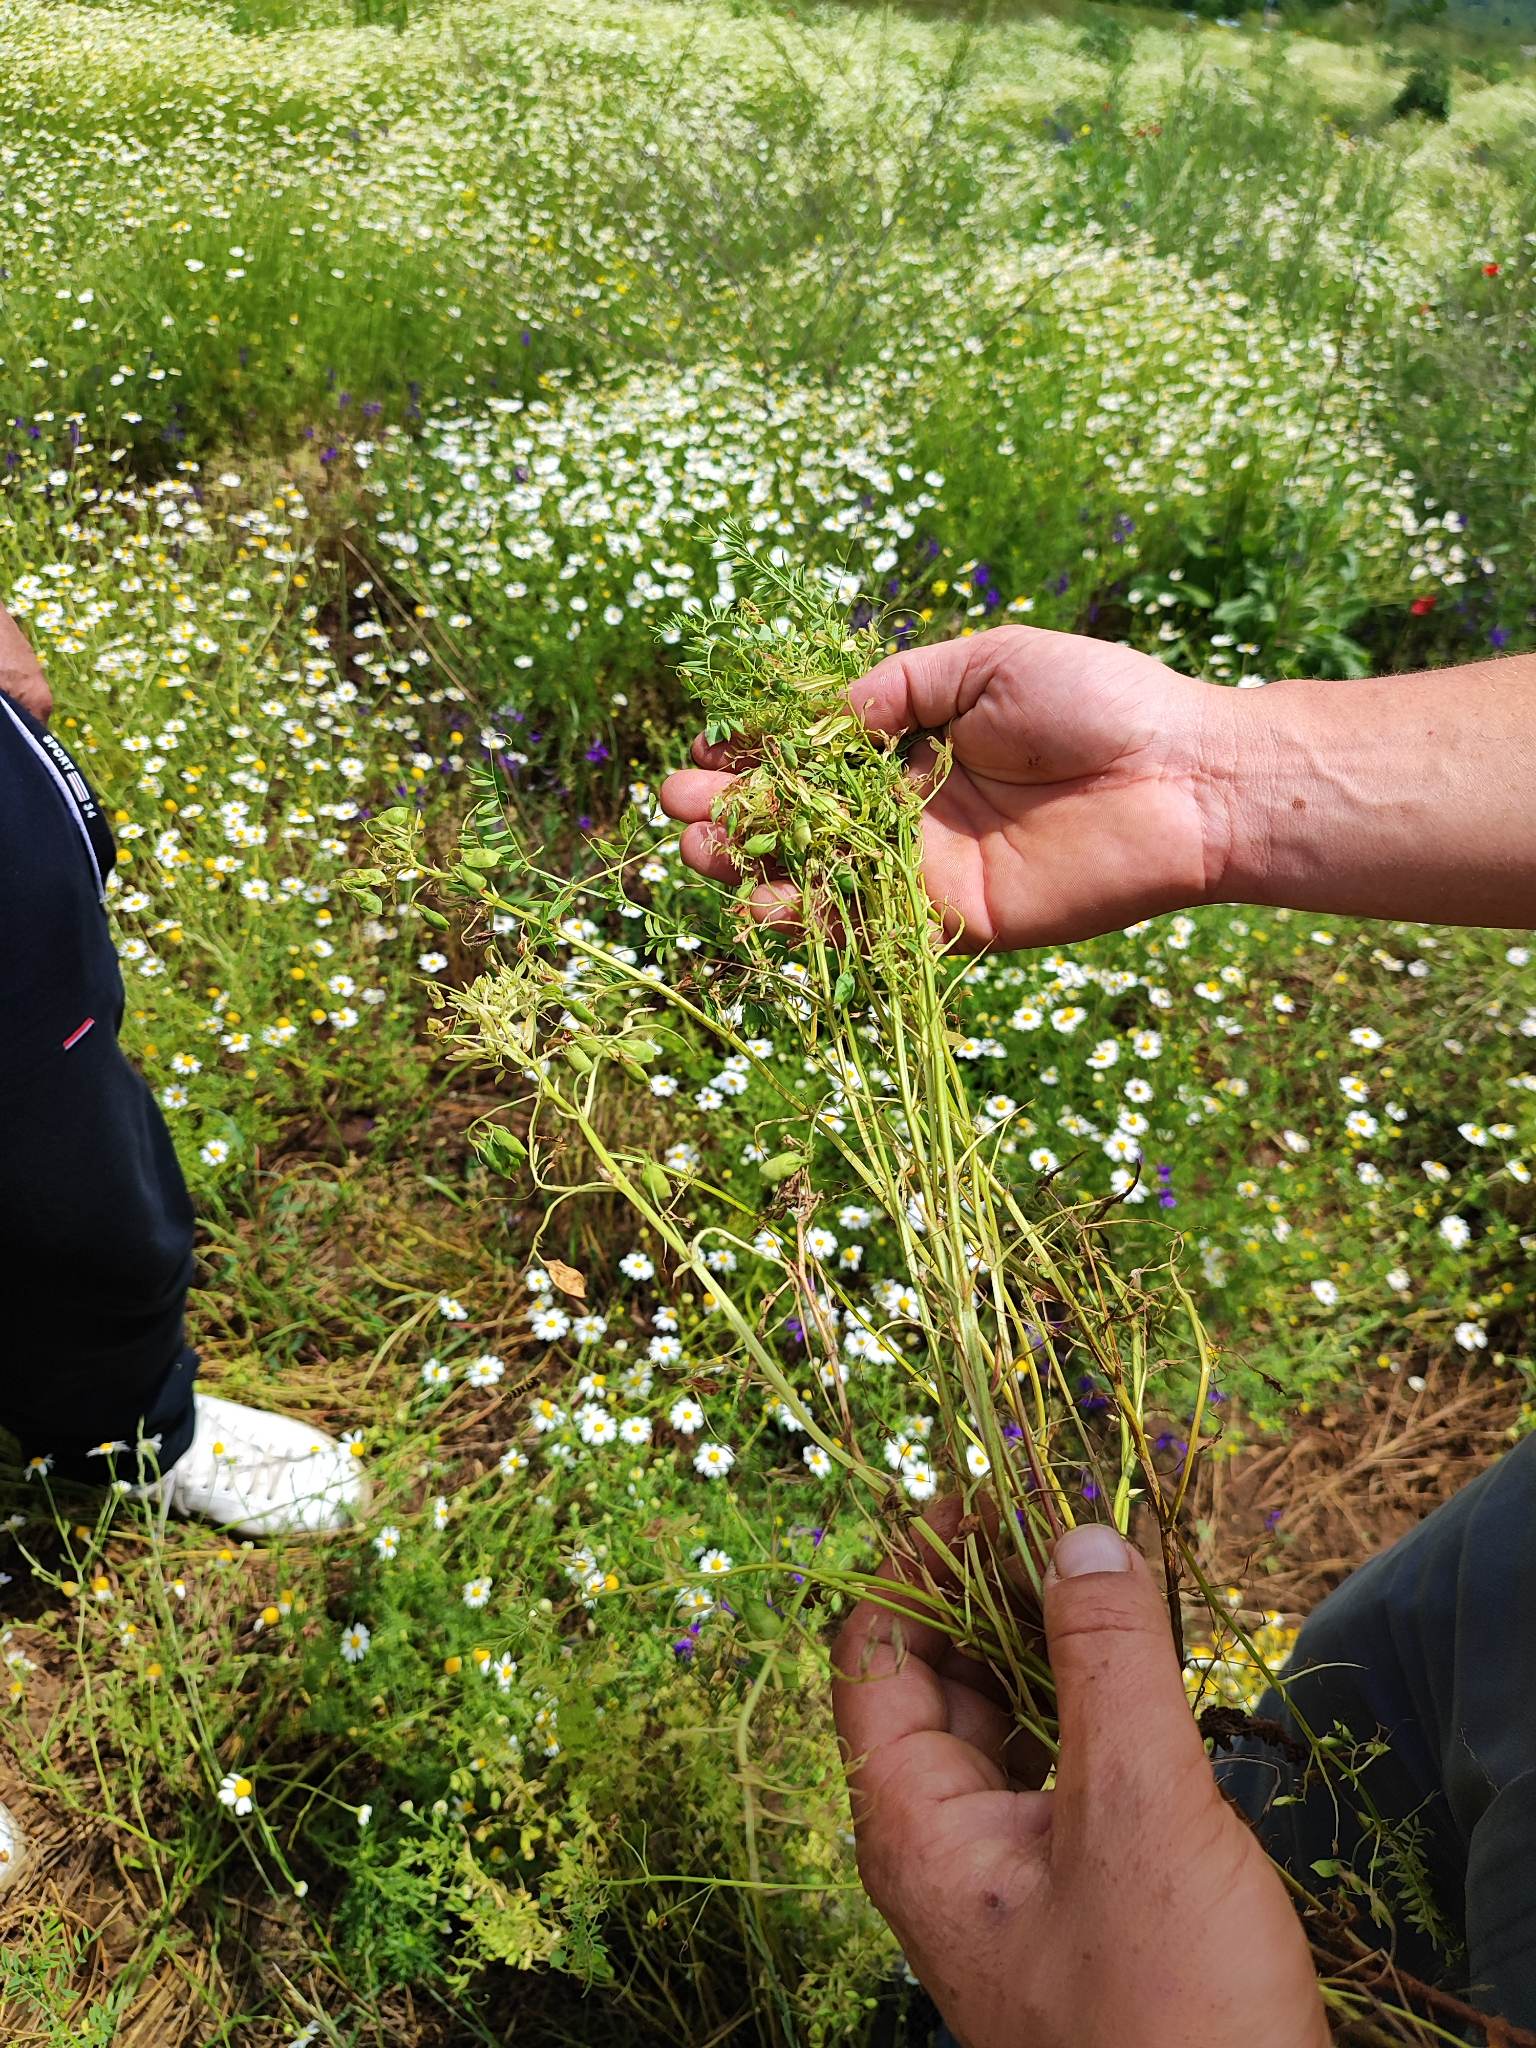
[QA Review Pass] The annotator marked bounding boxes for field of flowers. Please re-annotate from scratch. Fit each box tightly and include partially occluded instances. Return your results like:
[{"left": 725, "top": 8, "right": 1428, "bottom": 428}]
[{"left": 1, "top": 0, "right": 1535, "bottom": 2042}]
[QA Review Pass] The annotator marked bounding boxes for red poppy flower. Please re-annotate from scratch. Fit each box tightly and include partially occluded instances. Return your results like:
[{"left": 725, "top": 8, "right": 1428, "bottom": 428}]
[
  {"left": 1483, "top": 262, "right": 1500, "bottom": 277},
  {"left": 1410, "top": 595, "right": 1437, "bottom": 616}
]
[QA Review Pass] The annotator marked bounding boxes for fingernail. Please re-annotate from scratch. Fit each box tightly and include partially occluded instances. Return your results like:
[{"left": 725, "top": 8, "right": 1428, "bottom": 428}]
[{"left": 1051, "top": 1525, "right": 1132, "bottom": 1580}]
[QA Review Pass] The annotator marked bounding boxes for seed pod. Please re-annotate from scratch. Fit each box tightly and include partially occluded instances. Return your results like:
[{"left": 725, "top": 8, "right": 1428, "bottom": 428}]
[
  {"left": 478, "top": 1126, "right": 527, "bottom": 1173},
  {"left": 641, "top": 1162, "right": 671, "bottom": 1203},
  {"left": 738, "top": 1592, "right": 784, "bottom": 1641},
  {"left": 760, "top": 1149, "right": 807, "bottom": 1184},
  {"left": 460, "top": 846, "right": 503, "bottom": 870},
  {"left": 419, "top": 906, "right": 449, "bottom": 930},
  {"left": 790, "top": 818, "right": 813, "bottom": 854},
  {"left": 561, "top": 995, "right": 601, "bottom": 1027},
  {"left": 741, "top": 832, "right": 777, "bottom": 859},
  {"left": 622, "top": 1037, "right": 659, "bottom": 1063},
  {"left": 562, "top": 1044, "right": 594, "bottom": 1077}
]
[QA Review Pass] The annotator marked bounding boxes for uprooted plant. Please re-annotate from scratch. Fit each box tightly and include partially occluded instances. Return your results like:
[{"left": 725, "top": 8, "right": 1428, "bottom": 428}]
[{"left": 361, "top": 530, "right": 1515, "bottom": 2045}]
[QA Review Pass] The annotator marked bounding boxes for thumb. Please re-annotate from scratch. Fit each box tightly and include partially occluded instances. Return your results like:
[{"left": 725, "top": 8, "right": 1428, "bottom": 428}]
[
  {"left": 847, "top": 636, "right": 989, "bottom": 737},
  {"left": 1043, "top": 1525, "right": 1210, "bottom": 1817}
]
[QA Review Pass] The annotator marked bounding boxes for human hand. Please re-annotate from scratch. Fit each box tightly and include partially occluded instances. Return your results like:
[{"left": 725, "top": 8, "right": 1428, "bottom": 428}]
[
  {"left": 833, "top": 1520, "right": 1329, "bottom": 2048},
  {"left": 0, "top": 603, "right": 52, "bottom": 723},
  {"left": 661, "top": 624, "right": 1236, "bottom": 949}
]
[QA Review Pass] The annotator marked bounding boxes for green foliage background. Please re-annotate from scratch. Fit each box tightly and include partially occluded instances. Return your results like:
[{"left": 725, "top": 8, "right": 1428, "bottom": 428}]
[{"left": 0, "top": 1, "right": 1532, "bottom": 2042}]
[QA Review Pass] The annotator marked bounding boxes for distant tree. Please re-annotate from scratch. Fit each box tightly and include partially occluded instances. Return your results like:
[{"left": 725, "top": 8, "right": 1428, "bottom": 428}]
[
  {"left": 1392, "top": 52, "right": 1452, "bottom": 117},
  {"left": 1078, "top": 16, "right": 1136, "bottom": 66}
]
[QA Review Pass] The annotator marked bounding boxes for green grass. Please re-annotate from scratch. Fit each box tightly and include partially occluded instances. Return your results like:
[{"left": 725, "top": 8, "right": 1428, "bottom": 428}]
[{"left": 0, "top": 0, "right": 1533, "bottom": 2041}]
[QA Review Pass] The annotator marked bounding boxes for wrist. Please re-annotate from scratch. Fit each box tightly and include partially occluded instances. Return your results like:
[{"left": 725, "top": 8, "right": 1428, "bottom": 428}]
[{"left": 1190, "top": 679, "right": 1307, "bottom": 911}]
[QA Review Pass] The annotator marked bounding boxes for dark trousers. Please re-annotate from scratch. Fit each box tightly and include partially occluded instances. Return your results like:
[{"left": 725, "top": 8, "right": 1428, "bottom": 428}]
[
  {"left": 0, "top": 690, "right": 198, "bottom": 1480},
  {"left": 1221, "top": 1430, "right": 1536, "bottom": 2034}
]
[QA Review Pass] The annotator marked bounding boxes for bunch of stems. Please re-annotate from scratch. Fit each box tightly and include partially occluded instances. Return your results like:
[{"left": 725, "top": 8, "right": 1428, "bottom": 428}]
[{"left": 376, "top": 537, "right": 1209, "bottom": 1746}]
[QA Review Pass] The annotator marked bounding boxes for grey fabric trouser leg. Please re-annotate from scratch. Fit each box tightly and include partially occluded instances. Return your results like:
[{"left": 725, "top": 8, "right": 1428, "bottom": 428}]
[{"left": 1219, "top": 1432, "right": 1536, "bottom": 2033}]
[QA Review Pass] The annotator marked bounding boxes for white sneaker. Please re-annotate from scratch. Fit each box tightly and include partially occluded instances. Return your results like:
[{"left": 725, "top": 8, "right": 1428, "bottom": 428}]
[
  {"left": 0, "top": 1798, "right": 26, "bottom": 1892},
  {"left": 146, "top": 1394, "right": 369, "bottom": 1537}
]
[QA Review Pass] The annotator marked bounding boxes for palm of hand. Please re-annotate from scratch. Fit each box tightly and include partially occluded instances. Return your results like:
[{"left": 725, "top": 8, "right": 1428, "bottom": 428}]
[
  {"left": 870, "top": 1709, "right": 1324, "bottom": 2048},
  {"left": 896, "top": 631, "right": 1216, "bottom": 949}
]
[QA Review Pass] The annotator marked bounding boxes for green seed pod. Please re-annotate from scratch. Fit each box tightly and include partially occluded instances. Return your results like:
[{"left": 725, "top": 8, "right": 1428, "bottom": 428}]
[
  {"left": 641, "top": 1162, "right": 671, "bottom": 1203},
  {"left": 760, "top": 1149, "right": 807, "bottom": 1184},
  {"left": 739, "top": 1592, "right": 784, "bottom": 1641},
  {"left": 478, "top": 1126, "right": 527, "bottom": 1173},
  {"left": 741, "top": 832, "right": 777, "bottom": 859},
  {"left": 562, "top": 1044, "right": 594, "bottom": 1077},
  {"left": 623, "top": 1038, "right": 659, "bottom": 1063},
  {"left": 419, "top": 906, "right": 449, "bottom": 930},
  {"left": 790, "top": 818, "right": 813, "bottom": 854},
  {"left": 561, "top": 996, "right": 601, "bottom": 1027},
  {"left": 460, "top": 846, "right": 503, "bottom": 870}
]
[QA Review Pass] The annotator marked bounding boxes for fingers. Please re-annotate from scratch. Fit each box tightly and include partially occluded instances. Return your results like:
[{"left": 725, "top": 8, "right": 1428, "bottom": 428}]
[
  {"left": 742, "top": 878, "right": 802, "bottom": 931},
  {"left": 662, "top": 769, "right": 802, "bottom": 925},
  {"left": 690, "top": 732, "right": 758, "bottom": 773},
  {"left": 670, "top": 826, "right": 803, "bottom": 931},
  {"left": 833, "top": 1588, "right": 1012, "bottom": 1808},
  {"left": 1042, "top": 1526, "right": 1211, "bottom": 1820},
  {"left": 660, "top": 764, "right": 736, "bottom": 825},
  {"left": 676, "top": 820, "right": 741, "bottom": 885},
  {"left": 834, "top": 1500, "right": 1037, "bottom": 1783}
]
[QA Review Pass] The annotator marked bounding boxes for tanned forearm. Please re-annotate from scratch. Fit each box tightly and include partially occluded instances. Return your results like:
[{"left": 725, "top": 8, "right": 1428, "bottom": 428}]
[{"left": 1202, "top": 656, "right": 1536, "bottom": 929}]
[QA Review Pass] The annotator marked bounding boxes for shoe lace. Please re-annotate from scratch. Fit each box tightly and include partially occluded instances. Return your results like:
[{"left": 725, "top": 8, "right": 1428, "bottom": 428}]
[{"left": 182, "top": 1427, "right": 320, "bottom": 1510}]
